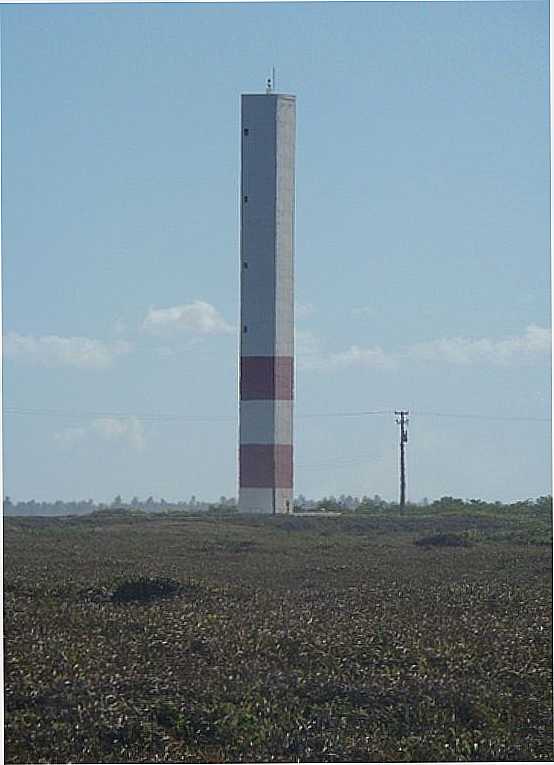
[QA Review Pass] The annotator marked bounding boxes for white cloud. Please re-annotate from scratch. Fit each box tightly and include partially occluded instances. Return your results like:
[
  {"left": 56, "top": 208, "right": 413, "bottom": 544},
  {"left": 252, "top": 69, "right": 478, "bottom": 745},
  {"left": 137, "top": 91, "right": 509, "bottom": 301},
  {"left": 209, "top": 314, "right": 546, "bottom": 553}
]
[
  {"left": 295, "top": 329, "right": 322, "bottom": 356},
  {"left": 3, "top": 333, "right": 130, "bottom": 369},
  {"left": 300, "top": 343, "right": 394, "bottom": 371},
  {"left": 113, "top": 318, "right": 128, "bottom": 337},
  {"left": 54, "top": 417, "right": 145, "bottom": 451},
  {"left": 296, "top": 327, "right": 393, "bottom": 371},
  {"left": 406, "top": 325, "right": 551, "bottom": 366},
  {"left": 154, "top": 337, "right": 205, "bottom": 358},
  {"left": 53, "top": 426, "right": 87, "bottom": 446},
  {"left": 351, "top": 306, "right": 375, "bottom": 318},
  {"left": 92, "top": 417, "right": 145, "bottom": 451},
  {"left": 328, "top": 345, "right": 393, "bottom": 370},
  {"left": 156, "top": 346, "right": 178, "bottom": 359},
  {"left": 143, "top": 301, "right": 234, "bottom": 336},
  {"left": 296, "top": 302, "right": 315, "bottom": 319},
  {"left": 298, "top": 325, "right": 550, "bottom": 372}
]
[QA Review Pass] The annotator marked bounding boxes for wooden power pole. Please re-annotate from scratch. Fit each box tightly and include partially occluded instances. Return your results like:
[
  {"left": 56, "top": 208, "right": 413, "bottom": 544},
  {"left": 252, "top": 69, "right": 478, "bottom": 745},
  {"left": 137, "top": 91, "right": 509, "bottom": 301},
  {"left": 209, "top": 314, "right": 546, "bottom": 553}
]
[{"left": 395, "top": 411, "right": 409, "bottom": 509}]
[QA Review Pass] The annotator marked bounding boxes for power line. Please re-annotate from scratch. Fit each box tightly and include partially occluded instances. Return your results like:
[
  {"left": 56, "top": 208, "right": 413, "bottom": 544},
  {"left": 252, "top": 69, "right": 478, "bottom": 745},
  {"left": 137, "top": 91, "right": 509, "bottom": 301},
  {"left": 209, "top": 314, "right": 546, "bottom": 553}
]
[
  {"left": 2, "top": 406, "right": 551, "bottom": 423},
  {"left": 296, "top": 453, "right": 380, "bottom": 469},
  {"left": 297, "top": 409, "right": 392, "bottom": 419},
  {"left": 2, "top": 408, "right": 235, "bottom": 423},
  {"left": 412, "top": 410, "right": 551, "bottom": 423}
]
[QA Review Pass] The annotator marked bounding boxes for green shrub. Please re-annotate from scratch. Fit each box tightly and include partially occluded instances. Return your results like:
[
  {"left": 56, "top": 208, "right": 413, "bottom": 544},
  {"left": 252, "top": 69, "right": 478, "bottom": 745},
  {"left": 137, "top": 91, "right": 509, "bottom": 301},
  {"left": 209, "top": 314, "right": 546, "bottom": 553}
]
[
  {"left": 415, "top": 532, "right": 472, "bottom": 548},
  {"left": 111, "top": 576, "right": 181, "bottom": 603}
]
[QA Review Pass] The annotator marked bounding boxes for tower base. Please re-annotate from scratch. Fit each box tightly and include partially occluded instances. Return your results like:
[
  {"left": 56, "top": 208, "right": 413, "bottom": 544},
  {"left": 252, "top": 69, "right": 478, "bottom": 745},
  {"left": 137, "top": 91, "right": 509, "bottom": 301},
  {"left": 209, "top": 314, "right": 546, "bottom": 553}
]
[{"left": 239, "top": 487, "right": 293, "bottom": 514}]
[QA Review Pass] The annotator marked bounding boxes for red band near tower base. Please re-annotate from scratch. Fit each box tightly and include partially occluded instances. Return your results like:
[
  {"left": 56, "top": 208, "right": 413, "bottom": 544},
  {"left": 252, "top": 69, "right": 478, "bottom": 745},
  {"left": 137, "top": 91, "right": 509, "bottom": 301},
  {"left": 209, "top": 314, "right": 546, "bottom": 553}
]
[{"left": 239, "top": 444, "right": 293, "bottom": 488}]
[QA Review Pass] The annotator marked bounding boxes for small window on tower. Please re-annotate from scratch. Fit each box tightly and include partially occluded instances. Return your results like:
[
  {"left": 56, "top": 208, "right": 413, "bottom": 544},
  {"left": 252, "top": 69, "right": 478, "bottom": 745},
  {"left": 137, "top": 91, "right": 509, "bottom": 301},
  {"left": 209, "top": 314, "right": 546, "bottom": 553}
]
[
  {"left": 243, "top": 325, "right": 248, "bottom": 333},
  {"left": 244, "top": 195, "right": 248, "bottom": 203},
  {"left": 243, "top": 262, "right": 248, "bottom": 269},
  {"left": 244, "top": 128, "right": 249, "bottom": 136}
]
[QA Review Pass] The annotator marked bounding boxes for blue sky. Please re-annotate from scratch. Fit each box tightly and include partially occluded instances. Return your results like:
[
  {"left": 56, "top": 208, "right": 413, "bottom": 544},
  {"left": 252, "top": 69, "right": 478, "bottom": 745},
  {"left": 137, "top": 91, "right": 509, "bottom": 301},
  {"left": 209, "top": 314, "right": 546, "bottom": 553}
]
[{"left": 2, "top": 1, "right": 550, "bottom": 504}]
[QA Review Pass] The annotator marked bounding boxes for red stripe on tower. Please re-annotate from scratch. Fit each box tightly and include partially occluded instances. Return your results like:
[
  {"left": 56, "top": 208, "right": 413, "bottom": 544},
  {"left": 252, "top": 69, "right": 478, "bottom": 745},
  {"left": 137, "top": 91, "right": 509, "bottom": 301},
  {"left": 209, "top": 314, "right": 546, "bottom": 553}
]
[
  {"left": 240, "top": 356, "right": 293, "bottom": 400},
  {"left": 239, "top": 444, "right": 293, "bottom": 488}
]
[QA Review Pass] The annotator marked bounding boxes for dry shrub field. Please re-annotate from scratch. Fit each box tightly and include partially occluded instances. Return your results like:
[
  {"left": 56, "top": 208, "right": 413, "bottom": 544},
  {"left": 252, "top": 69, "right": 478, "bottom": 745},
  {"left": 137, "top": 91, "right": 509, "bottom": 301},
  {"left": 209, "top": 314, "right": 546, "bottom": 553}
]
[{"left": 4, "top": 504, "right": 553, "bottom": 762}]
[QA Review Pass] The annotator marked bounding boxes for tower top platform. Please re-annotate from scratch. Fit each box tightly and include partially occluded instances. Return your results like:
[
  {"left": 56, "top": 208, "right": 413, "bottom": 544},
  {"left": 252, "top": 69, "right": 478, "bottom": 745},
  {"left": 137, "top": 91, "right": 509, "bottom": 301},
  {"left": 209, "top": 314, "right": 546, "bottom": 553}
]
[{"left": 242, "top": 93, "right": 295, "bottom": 100}]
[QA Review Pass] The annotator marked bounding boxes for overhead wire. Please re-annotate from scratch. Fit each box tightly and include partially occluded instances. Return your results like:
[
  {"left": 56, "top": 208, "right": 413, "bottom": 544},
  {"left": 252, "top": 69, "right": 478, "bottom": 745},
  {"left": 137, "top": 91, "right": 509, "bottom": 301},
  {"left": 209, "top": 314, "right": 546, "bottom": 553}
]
[
  {"left": 3, "top": 406, "right": 550, "bottom": 423},
  {"left": 3, "top": 406, "right": 550, "bottom": 478}
]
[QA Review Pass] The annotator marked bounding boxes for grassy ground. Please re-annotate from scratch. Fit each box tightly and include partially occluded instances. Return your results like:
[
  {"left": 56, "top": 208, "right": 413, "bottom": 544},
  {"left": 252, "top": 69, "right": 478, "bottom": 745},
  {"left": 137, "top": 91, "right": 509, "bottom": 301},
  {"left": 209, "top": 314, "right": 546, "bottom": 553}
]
[{"left": 4, "top": 505, "right": 552, "bottom": 763}]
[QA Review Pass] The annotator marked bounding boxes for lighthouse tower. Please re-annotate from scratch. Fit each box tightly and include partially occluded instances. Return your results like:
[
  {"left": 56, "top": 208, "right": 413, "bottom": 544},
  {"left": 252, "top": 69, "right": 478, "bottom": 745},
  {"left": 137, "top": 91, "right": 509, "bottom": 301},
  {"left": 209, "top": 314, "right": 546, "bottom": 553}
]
[{"left": 238, "top": 84, "right": 296, "bottom": 514}]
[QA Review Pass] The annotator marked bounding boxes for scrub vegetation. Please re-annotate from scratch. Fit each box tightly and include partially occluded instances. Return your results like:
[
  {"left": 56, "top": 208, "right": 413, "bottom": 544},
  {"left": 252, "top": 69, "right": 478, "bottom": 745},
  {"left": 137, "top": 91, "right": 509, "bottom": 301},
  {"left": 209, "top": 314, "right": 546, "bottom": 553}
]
[{"left": 4, "top": 500, "right": 552, "bottom": 762}]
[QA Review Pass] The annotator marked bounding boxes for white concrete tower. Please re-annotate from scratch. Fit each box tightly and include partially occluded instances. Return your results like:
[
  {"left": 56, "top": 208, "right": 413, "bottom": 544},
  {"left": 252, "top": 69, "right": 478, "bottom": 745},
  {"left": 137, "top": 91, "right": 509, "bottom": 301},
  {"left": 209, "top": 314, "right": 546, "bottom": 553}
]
[{"left": 239, "top": 88, "right": 295, "bottom": 514}]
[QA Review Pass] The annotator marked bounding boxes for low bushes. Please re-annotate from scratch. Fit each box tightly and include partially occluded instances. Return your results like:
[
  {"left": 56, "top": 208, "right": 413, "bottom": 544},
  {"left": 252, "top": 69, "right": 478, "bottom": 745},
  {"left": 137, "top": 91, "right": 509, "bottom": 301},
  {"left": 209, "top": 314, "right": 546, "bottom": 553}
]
[
  {"left": 415, "top": 532, "right": 472, "bottom": 548},
  {"left": 111, "top": 576, "right": 181, "bottom": 604}
]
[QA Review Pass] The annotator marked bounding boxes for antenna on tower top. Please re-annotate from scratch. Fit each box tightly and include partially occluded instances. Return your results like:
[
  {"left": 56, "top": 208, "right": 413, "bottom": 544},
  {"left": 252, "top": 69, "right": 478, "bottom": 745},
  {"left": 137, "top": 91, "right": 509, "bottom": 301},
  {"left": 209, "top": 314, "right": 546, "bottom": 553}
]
[{"left": 265, "top": 66, "right": 276, "bottom": 94}]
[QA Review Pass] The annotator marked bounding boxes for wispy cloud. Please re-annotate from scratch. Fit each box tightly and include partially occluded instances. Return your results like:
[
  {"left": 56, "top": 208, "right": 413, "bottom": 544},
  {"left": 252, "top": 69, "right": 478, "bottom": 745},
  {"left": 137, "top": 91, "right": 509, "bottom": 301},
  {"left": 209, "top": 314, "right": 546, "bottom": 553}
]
[
  {"left": 53, "top": 426, "right": 88, "bottom": 446},
  {"left": 92, "top": 417, "right": 145, "bottom": 451},
  {"left": 351, "top": 306, "right": 375, "bottom": 318},
  {"left": 406, "top": 324, "right": 551, "bottom": 365},
  {"left": 54, "top": 416, "right": 146, "bottom": 452},
  {"left": 143, "top": 301, "right": 234, "bottom": 336},
  {"left": 3, "top": 333, "right": 131, "bottom": 369},
  {"left": 300, "top": 344, "right": 393, "bottom": 371},
  {"left": 295, "top": 329, "right": 322, "bottom": 356},
  {"left": 113, "top": 318, "right": 128, "bottom": 337},
  {"left": 298, "top": 325, "right": 550, "bottom": 372},
  {"left": 296, "top": 302, "right": 316, "bottom": 320},
  {"left": 156, "top": 346, "right": 178, "bottom": 359},
  {"left": 326, "top": 345, "right": 393, "bottom": 370}
]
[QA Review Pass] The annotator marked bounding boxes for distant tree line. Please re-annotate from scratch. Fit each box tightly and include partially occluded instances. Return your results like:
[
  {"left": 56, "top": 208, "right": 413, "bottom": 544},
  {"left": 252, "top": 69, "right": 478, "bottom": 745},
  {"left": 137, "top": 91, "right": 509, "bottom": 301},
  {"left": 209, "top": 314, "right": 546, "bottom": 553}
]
[
  {"left": 2, "top": 494, "right": 236, "bottom": 517},
  {"left": 296, "top": 494, "right": 553, "bottom": 514},
  {"left": 3, "top": 493, "right": 551, "bottom": 518}
]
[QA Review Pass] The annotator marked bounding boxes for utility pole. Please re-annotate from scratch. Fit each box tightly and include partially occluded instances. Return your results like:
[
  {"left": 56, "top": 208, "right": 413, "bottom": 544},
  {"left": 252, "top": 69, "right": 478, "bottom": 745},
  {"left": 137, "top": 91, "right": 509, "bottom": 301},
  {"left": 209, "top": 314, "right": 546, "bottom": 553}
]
[{"left": 395, "top": 410, "right": 409, "bottom": 509}]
